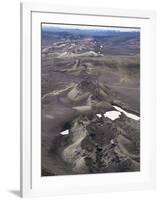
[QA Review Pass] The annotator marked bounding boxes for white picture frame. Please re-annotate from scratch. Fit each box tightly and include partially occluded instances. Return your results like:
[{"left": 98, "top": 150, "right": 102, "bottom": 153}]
[{"left": 20, "top": 2, "right": 156, "bottom": 198}]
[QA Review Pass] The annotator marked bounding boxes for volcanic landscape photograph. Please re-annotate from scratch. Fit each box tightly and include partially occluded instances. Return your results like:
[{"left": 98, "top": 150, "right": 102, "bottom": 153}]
[{"left": 41, "top": 23, "right": 140, "bottom": 176}]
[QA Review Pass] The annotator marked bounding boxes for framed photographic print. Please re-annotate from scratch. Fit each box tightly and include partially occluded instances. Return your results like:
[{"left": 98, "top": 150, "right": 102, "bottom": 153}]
[{"left": 20, "top": 2, "right": 156, "bottom": 197}]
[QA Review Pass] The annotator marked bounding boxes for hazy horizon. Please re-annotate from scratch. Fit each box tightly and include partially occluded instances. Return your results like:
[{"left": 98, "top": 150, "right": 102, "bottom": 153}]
[{"left": 42, "top": 23, "right": 140, "bottom": 32}]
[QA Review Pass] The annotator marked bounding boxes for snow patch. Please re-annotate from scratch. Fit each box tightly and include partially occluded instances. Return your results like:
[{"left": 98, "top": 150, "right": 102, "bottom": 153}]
[
  {"left": 96, "top": 106, "right": 140, "bottom": 121},
  {"left": 60, "top": 130, "right": 69, "bottom": 135},
  {"left": 104, "top": 111, "right": 121, "bottom": 120},
  {"left": 96, "top": 111, "right": 121, "bottom": 120},
  {"left": 96, "top": 114, "right": 102, "bottom": 118},
  {"left": 113, "top": 105, "right": 140, "bottom": 121}
]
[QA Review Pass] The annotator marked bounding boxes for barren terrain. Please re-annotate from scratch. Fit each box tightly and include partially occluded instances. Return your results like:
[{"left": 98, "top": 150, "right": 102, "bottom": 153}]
[{"left": 41, "top": 25, "right": 140, "bottom": 176}]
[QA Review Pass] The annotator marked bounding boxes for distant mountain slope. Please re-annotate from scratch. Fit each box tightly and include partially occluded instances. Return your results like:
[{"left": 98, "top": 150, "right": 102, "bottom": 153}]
[
  {"left": 42, "top": 27, "right": 140, "bottom": 55},
  {"left": 42, "top": 26, "right": 139, "bottom": 37}
]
